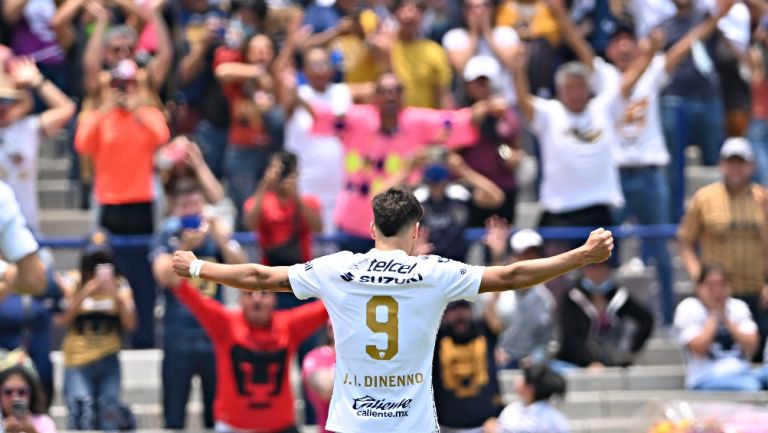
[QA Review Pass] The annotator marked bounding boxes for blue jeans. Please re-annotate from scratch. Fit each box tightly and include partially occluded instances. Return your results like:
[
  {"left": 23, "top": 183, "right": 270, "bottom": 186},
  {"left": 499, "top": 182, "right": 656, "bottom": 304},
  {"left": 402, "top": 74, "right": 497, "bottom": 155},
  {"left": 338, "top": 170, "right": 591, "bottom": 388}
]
[
  {"left": 64, "top": 353, "right": 122, "bottom": 430},
  {"left": 748, "top": 118, "right": 768, "bottom": 186},
  {"left": 196, "top": 120, "right": 229, "bottom": 179},
  {"left": 692, "top": 372, "right": 762, "bottom": 391},
  {"left": 754, "top": 365, "right": 768, "bottom": 389},
  {"left": 162, "top": 342, "right": 216, "bottom": 429},
  {"left": 661, "top": 96, "right": 725, "bottom": 221},
  {"left": 614, "top": 167, "right": 675, "bottom": 325}
]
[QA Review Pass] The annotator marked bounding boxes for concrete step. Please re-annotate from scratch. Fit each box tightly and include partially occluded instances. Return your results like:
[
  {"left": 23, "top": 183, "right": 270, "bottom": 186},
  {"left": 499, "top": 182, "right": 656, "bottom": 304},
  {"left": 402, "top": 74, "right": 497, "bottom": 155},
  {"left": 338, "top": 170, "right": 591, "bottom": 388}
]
[
  {"left": 38, "top": 179, "right": 80, "bottom": 210},
  {"left": 571, "top": 417, "right": 647, "bottom": 433},
  {"left": 38, "top": 157, "right": 71, "bottom": 181},
  {"left": 499, "top": 365, "right": 686, "bottom": 393},
  {"left": 39, "top": 209, "right": 91, "bottom": 238},
  {"left": 684, "top": 165, "right": 720, "bottom": 198}
]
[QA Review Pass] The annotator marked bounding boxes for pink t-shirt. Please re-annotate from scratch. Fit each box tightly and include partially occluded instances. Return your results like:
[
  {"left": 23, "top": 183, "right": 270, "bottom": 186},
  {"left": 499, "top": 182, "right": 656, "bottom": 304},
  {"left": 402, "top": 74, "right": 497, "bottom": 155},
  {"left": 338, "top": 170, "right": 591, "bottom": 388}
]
[
  {"left": 311, "top": 105, "right": 478, "bottom": 237},
  {"left": 301, "top": 346, "right": 336, "bottom": 433}
]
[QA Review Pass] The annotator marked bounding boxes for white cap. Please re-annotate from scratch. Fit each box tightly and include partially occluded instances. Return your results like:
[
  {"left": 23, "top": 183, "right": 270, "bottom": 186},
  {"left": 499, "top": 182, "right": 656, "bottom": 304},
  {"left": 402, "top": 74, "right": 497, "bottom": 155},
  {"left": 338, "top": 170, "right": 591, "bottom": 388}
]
[
  {"left": 720, "top": 137, "right": 754, "bottom": 162},
  {"left": 510, "top": 229, "right": 543, "bottom": 255},
  {"left": 463, "top": 55, "right": 501, "bottom": 83}
]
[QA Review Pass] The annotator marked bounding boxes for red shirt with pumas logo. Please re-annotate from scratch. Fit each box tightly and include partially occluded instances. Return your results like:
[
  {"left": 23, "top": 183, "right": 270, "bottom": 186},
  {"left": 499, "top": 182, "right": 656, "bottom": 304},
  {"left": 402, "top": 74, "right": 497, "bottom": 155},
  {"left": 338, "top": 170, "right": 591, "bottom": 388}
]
[{"left": 172, "top": 279, "right": 328, "bottom": 431}]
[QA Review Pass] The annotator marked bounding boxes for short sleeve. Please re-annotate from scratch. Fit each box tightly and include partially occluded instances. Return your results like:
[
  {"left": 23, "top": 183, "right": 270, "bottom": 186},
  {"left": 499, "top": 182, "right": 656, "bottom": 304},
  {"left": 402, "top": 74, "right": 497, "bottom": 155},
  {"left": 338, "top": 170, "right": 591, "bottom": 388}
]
[
  {"left": 677, "top": 191, "right": 703, "bottom": 244},
  {"left": 442, "top": 28, "right": 470, "bottom": 51},
  {"left": 647, "top": 55, "right": 670, "bottom": 90},
  {"left": 431, "top": 257, "right": 484, "bottom": 302},
  {"left": 730, "top": 300, "right": 758, "bottom": 334},
  {"left": 590, "top": 57, "right": 620, "bottom": 96},
  {"left": 673, "top": 298, "right": 705, "bottom": 346},
  {"left": 289, "top": 251, "right": 353, "bottom": 300},
  {"left": 492, "top": 26, "right": 520, "bottom": 47},
  {"left": 0, "top": 183, "right": 38, "bottom": 263}
]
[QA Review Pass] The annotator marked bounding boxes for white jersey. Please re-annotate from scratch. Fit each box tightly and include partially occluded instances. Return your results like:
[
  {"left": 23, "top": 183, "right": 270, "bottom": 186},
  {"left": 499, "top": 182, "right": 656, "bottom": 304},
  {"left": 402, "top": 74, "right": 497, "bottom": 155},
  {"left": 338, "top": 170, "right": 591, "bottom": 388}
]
[{"left": 289, "top": 249, "right": 484, "bottom": 433}]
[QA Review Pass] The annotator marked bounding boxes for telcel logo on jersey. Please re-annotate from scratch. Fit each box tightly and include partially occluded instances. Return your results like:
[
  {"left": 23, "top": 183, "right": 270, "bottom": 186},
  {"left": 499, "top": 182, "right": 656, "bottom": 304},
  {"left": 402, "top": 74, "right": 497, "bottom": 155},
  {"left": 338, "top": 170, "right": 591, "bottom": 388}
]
[
  {"left": 366, "top": 259, "right": 417, "bottom": 274},
  {"left": 352, "top": 395, "right": 411, "bottom": 418}
]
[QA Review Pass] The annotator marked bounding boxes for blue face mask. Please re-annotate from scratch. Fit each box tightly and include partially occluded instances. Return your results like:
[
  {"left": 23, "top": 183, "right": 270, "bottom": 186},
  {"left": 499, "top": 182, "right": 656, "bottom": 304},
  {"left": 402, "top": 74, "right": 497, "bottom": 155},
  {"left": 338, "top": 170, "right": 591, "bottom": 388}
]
[{"left": 580, "top": 277, "right": 613, "bottom": 295}]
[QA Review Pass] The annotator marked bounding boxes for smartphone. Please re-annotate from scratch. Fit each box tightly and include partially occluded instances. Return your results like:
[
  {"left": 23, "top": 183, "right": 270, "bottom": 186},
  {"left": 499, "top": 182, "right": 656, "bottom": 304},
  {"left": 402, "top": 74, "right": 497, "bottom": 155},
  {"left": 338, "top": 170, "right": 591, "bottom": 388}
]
[
  {"left": 425, "top": 145, "right": 447, "bottom": 164},
  {"left": 181, "top": 214, "right": 203, "bottom": 230},
  {"left": 11, "top": 399, "right": 28, "bottom": 419},
  {"left": 95, "top": 263, "right": 115, "bottom": 281}
]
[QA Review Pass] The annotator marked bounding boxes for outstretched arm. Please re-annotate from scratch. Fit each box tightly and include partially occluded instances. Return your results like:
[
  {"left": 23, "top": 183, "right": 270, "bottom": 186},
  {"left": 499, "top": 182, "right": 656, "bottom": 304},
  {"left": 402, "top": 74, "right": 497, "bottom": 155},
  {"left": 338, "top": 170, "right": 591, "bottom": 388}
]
[
  {"left": 546, "top": 0, "right": 596, "bottom": 69},
  {"left": 664, "top": 0, "right": 736, "bottom": 73},
  {"left": 479, "top": 228, "right": 613, "bottom": 292},
  {"left": 173, "top": 251, "right": 292, "bottom": 292}
]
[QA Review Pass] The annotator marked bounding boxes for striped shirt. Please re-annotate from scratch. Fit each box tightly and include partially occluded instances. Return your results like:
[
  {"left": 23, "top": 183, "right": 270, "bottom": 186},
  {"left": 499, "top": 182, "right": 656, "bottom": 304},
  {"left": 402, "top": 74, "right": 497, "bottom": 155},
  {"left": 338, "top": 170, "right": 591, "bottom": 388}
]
[{"left": 678, "top": 182, "right": 767, "bottom": 295}]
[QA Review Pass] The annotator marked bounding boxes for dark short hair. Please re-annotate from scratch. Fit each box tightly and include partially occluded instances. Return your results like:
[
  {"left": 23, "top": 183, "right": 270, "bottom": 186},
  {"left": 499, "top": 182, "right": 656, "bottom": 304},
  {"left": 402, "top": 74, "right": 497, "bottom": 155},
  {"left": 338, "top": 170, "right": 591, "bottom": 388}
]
[
  {"left": 698, "top": 263, "right": 727, "bottom": 284},
  {"left": 523, "top": 364, "right": 567, "bottom": 402},
  {"left": 392, "top": 0, "right": 427, "bottom": 12},
  {"left": 233, "top": 0, "right": 267, "bottom": 22},
  {"left": 169, "top": 177, "right": 204, "bottom": 199},
  {"left": 0, "top": 366, "right": 47, "bottom": 415},
  {"left": 275, "top": 150, "right": 298, "bottom": 177},
  {"left": 610, "top": 21, "right": 637, "bottom": 41},
  {"left": 372, "top": 188, "right": 424, "bottom": 237}
]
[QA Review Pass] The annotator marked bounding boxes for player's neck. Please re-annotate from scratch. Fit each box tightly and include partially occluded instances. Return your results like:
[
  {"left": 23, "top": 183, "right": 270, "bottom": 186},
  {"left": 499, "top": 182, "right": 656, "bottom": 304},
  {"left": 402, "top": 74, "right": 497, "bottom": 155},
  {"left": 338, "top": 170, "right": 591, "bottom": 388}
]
[{"left": 373, "top": 238, "right": 412, "bottom": 254}]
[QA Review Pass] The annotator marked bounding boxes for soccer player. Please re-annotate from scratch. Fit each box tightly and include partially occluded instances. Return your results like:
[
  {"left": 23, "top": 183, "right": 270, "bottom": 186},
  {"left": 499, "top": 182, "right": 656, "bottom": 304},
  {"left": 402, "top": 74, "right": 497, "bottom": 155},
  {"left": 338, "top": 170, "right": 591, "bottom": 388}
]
[
  {"left": 0, "top": 180, "right": 46, "bottom": 295},
  {"left": 173, "top": 187, "right": 613, "bottom": 433}
]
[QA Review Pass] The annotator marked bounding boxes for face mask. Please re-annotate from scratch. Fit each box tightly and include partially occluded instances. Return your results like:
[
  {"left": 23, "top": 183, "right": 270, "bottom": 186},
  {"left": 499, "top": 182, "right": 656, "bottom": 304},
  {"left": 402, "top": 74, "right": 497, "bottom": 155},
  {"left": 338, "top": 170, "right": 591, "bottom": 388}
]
[{"left": 580, "top": 277, "right": 613, "bottom": 295}]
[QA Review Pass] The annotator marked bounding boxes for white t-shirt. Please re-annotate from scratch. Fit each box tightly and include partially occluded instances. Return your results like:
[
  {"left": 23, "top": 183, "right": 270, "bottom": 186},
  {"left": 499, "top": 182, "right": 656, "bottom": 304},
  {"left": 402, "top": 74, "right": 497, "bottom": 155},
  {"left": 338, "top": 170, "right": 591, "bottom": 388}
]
[
  {"left": 530, "top": 65, "right": 624, "bottom": 213},
  {"left": 441, "top": 27, "right": 520, "bottom": 103},
  {"left": 289, "top": 249, "right": 484, "bottom": 433},
  {"left": 0, "top": 116, "right": 42, "bottom": 230},
  {"left": 674, "top": 296, "right": 757, "bottom": 389},
  {"left": 0, "top": 181, "right": 39, "bottom": 262},
  {"left": 285, "top": 83, "right": 351, "bottom": 236},
  {"left": 497, "top": 401, "right": 572, "bottom": 433},
  {"left": 594, "top": 55, "right": 670, "bottom": 167}
]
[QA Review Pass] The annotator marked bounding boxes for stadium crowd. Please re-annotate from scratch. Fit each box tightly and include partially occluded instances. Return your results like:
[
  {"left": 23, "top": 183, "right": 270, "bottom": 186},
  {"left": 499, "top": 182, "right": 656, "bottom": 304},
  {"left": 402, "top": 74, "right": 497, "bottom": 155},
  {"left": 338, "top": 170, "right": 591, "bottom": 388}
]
[{"left": 1, "top": 0, "right": 768, "bottom": 430}]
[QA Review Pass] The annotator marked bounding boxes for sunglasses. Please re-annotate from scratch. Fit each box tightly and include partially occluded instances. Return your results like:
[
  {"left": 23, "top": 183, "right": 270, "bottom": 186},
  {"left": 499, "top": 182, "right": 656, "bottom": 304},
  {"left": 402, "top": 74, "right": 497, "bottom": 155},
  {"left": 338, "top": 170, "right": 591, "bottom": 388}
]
[
  {"left": 376, "top": 86, "right": 403, "bottom": 95},
  {"left": 108, "top": 45, "right": 134, "bottom": 55},
  {"left": 307, "top": 62, "right": 331, "bottom": 73},
  {"left": 0, "top": 97, "right": 17, "bottom": 107},
  {"left": 1, "top": 387, "right": 29, "bottom": 398}
]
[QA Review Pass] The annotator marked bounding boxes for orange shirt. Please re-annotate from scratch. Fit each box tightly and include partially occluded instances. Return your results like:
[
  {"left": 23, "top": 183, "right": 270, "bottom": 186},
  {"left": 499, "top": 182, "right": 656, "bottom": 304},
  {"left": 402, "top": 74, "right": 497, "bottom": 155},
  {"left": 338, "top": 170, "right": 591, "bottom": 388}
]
[{"left": 75, "top": 107, "right": 169, "bottom": 205}]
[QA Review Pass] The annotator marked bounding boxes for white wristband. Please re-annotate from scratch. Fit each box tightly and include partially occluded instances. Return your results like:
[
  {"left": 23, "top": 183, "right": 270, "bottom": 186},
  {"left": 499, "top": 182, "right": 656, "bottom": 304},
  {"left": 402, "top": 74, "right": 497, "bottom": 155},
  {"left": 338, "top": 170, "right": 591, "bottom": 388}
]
[{"left": 189, "top": 259, "right": 204, "bottom": 279}]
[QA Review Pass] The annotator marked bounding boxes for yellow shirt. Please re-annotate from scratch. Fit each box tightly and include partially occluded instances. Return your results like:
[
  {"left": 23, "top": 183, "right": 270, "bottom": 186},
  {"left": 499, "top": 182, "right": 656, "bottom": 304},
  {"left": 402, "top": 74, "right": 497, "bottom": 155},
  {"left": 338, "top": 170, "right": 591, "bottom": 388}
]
[
  {"left": 495, "top": 0, "right": 561, "bottom": 46},
  {"left": 61, "top": 278, "right": 133, "bottom": 367},
  {"left": 333, "top": 35, "right": 381, "bottom": 84},
  {"left": 678, "top": 182, "right": 768, "bottom": 295},
  {"left": 391, "top": 38, "right": 453, "bottom": 108}
]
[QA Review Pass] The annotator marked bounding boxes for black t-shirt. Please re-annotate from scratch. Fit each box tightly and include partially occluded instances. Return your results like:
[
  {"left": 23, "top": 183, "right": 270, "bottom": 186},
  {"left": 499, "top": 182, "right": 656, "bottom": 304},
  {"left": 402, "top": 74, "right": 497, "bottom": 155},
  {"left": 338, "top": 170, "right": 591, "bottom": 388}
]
[
  {"left": 660, "top": 12, "right": 721, "bottom": 99},
  {"left": 432, "top": 321, "right": 503, "bottom": 429},
  {"left": 417, "top": 184, "right": 471, "bottom": 261}
]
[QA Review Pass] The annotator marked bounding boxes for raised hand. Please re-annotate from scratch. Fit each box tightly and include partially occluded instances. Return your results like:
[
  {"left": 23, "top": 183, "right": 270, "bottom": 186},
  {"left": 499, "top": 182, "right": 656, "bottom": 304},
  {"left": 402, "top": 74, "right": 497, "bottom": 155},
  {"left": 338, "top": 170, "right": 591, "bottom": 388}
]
[
  {"left": 5, "top": 57, "right": 43, "bottom": 89},
  {"left": 582, "top": 228, "right": 614, "bottom": 264},
  {"left": 173, "top": 250, "right": 198, "bottom": 278}
]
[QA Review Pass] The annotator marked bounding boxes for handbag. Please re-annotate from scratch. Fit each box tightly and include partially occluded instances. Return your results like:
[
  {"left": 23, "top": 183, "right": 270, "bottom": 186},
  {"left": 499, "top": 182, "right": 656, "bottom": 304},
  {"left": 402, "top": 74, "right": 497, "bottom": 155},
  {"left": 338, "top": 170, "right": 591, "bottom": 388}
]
[{"left": 262, "top": 205, "right": 304, "bottom": 266}]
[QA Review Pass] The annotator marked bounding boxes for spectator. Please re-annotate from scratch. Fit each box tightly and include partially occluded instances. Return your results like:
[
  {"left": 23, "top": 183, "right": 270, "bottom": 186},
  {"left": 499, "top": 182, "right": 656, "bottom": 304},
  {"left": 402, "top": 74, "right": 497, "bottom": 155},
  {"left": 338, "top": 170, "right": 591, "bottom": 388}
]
[
  {"left": 214, "top": 33, "right": 285, "bottom": 229},
  {"left": 441, "top": 0, "right": 520, "bottom": 103},
  {"left": 75, "top": 58, "right": 169, "bottom": 348},
  {"left": 81, "top": 0, "right": 172, "bottom": 98},
  {"left": 757, "top": 340, "right": 768, "bottom": 389},
  {"left": 168, "top": 277, "right": 328, "bottom": 432},
  {"left": 482, "top": 364, "right": 570, "bottom": 433},
  {"left": 151, "top": 179, "right": 246, "bottom": 429},
  {"left": 243, "top": 151, "right": 323, "bottom": 266},
  {"left": 458, "top": 56, "right": 522, "bottom": 226},
  {"left": 484, "top": 222, "right": 557, "bottom": 369},
  {"left": 412, "top": 152, "right": 505, "bottom": 261},
  {"left": 0, "top": 56, "right": 75, "bottom": 231},
  {"left": 55, "top": 231, "right": 137, "bottom": 430},
  {"left": 156, "top": 135, "right": 226, "bottom": 208},
  {"left": 432, "top": 299, "right": 504, "bottom": 433},
  {"left": 2, "top": 0, "right": 68, "bottom": 92},
  {"left": 173, "top": 0, "right": 236, "bottom": 174},
  {"left": 301, "top": 322, "right": 335, "bottom": 433},
  {"left": 390, "top": 0, "right": 454, "bottom": 108},
  {"left": 307, "top": 72, "right": 484, "bottom": 252},
  {"left": 495, "top": 0, "right": 561, "bottom": 97},
  {"left": 0, "top": 365, "right": 57, "bottom": 433},
  {"left": 748, "top": 6, "right": 768, "bottom": 185},
  {"left": 658, "top": 0, "right": 727, "bottom": 218},
  {"left": 549, "top": 0, "right": 734, "bottom": 326},
  {"left": 569, "top": 0, "right": 621, "bottom": 56},
  {"left": 422, "top": 0, "right": 462, "bottom": 43},
  {"left": 511, "top": 42, "right": 643, "bottom": 229},
  {"left": 674, "top": 264, "right": 761, "bottom": 391},
  {"left": 556, "top": 260, "right": 654, "bottom": 369},
  {"left": 678, "top": 137, "right": 768, "bottom": 361},
  {"left": 0, "top": 181, "right": 47, "bottom": 295},
  {"left": 299, "top": 0, "right": 359, "bottom": 48},
  {"left": 280, "top": 45, "right": 355, "bottom": 236}
]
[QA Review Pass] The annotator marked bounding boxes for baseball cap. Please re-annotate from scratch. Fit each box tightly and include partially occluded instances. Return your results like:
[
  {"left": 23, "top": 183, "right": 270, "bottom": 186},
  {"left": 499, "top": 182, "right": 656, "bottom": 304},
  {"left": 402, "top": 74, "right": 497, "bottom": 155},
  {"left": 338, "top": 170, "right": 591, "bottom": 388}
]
[
  {"left": 463, "top": 55, "right": 501, "bottom": 83},
  {"left": 720, "top": 137, "right": 754, "bottom": 162},
  {"left": 510, "top": 229, "right": 543, "bottom": 255},
  {"left": 83, "top": 228, "right": 113, "bottom": 256}
]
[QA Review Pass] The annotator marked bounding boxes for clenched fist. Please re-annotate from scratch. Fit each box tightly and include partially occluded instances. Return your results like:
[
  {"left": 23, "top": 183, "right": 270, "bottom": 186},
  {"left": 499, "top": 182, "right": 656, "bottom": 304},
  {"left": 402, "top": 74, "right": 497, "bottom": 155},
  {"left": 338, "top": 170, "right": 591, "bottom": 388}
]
[
  {"left": 582, "top": 228, "right": 614, "bottom": 264},
  {"left": 173, "top": 251, "right": 198, "bottom": 277}
]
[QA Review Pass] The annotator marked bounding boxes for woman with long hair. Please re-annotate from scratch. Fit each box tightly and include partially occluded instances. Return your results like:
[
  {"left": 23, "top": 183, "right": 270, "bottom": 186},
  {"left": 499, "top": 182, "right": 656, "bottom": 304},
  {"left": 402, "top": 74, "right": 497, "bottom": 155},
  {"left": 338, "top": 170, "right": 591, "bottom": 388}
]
[{"left": 0, "top": 365, "right": 57, "bottom": 433}]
